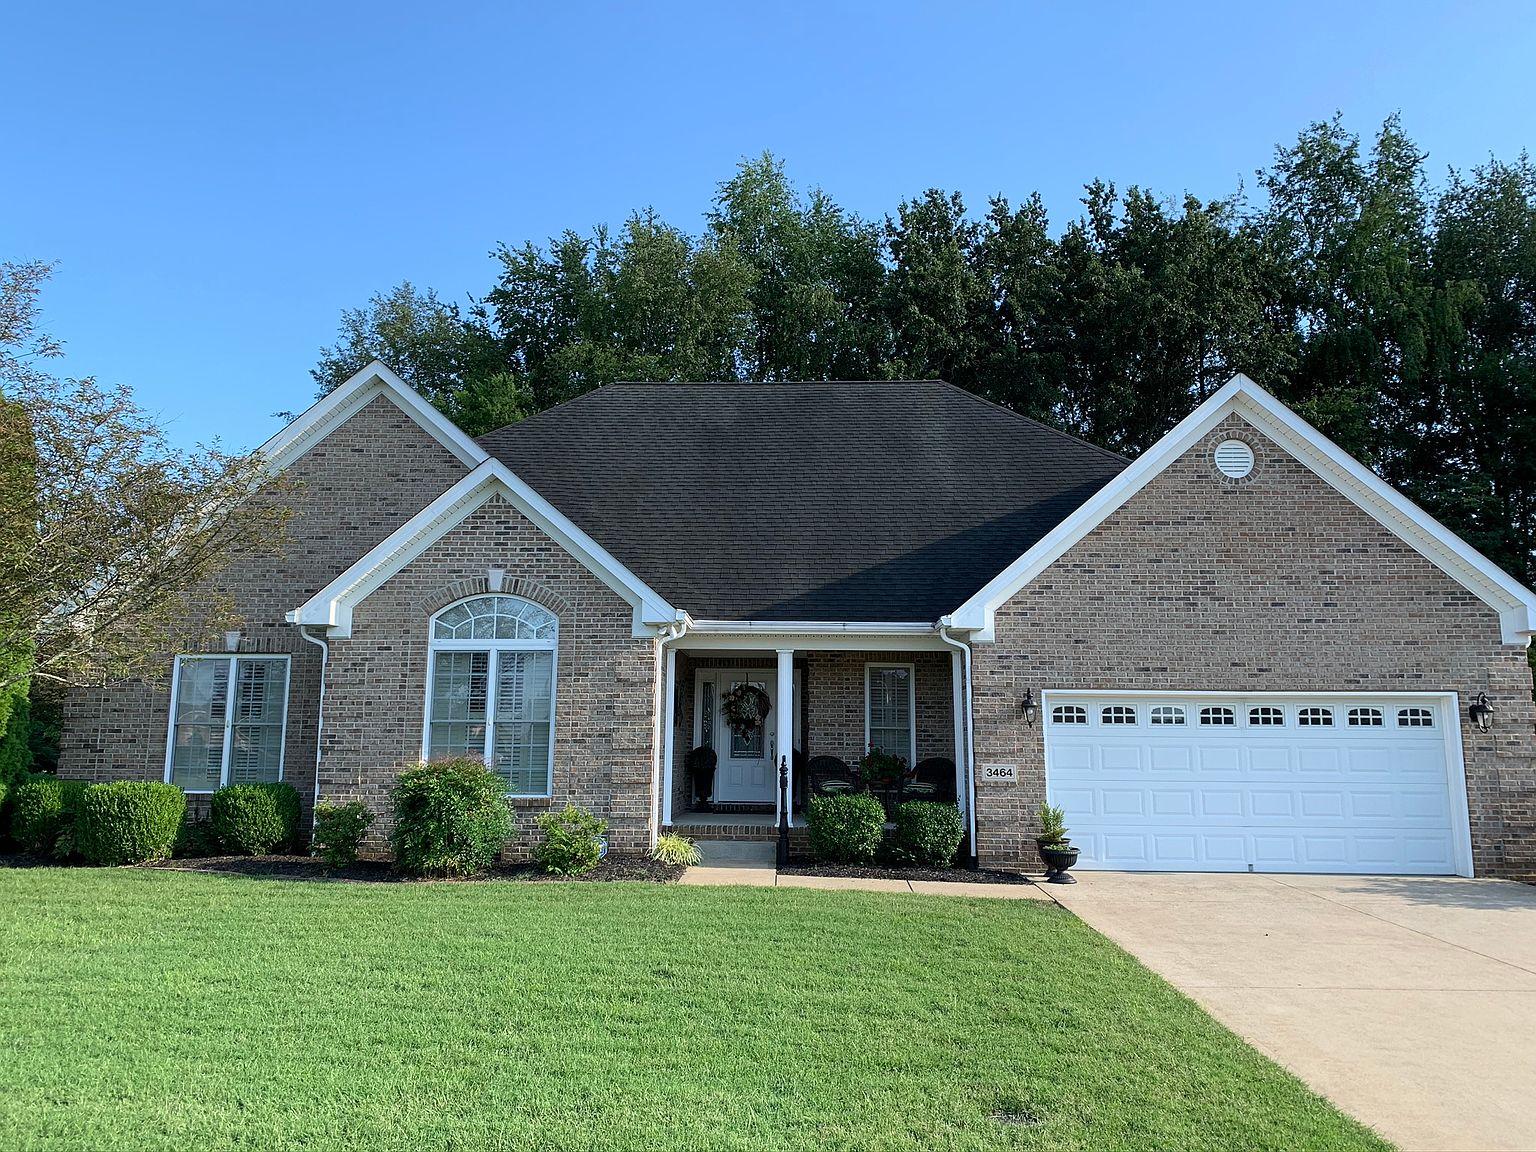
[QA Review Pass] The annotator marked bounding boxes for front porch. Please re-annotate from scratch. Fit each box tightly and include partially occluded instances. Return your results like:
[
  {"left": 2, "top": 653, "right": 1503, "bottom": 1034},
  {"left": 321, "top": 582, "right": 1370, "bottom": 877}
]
[{"left": 658, "top": 638, "right": 970, "bottom": 845}]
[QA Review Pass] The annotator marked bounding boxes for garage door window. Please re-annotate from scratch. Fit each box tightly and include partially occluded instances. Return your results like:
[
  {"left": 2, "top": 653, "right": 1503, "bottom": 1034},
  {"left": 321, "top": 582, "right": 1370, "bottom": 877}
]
[
  {"left": 1348, "top": 707, "right": 1384, "bottom": 727},
  {"left": 1249, "top": 706, "right": 1286, "bottom": 726},
  {"left": 1398, "top": 707, "right": 1435, "bottom": 727},
  {"left": 1298, "top": 706, "right": 1334, "bottom": 726},
  {"left": 1052, "top": 705, "right": 1087, "bottom": 725},
  {"left": 1101, "top": 705, "right": 1137, "bottom": 725},
  {"left": 1150, "top": 705, "right": 1185, "bottom": 725},
  {"left": 1199, "top": 705, "right": 1236, "bottom": 726}
]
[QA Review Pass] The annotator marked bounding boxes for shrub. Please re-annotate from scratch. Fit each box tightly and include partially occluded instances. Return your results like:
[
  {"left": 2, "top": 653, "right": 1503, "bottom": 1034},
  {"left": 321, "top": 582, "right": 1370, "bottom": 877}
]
[
  {"left": 313, "top": 800, "right": 373, "bottom": 868},
  {"left": 391, "top": 758, "right": 513, "bottom": 877},
  {"left": 1037, "top": 801, "right": 1068, "bottom": 846},
  {"left": 887, "top": 801, "right": 964, "bottom": 867},
  {"left": 534, "top": 804, "right": 608, "bottom": 875},
  {"left": 806, "top": 792, "right": 886, "bottom": 864},
  {"left": 211, "top": 782, "right": 301, "bottom": 855},
  {"left": 76, "top": 781, "right": 186, "bottom": 865},
  {"left": 173, "top": 818, "right": 221, "bottom": 859},
  {"left": 651, "top": 831, "right": 701, "bottom": 867},
  {"left": 8, "top": 774, "right": 88, "bottom": 857}
]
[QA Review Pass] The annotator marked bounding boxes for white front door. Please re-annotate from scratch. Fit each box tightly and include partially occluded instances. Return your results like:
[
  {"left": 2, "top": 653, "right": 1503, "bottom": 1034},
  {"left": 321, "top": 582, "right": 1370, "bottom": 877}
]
[
  {"left": 697, "top": 668, "right": 802, "bottom": 805},
  {"left": 1043, "top": 692, "right": 1469, "bottom": 875}
]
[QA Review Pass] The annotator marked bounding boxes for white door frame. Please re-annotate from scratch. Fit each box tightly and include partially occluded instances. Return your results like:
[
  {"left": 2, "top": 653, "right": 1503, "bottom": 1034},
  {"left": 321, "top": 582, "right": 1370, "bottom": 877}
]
[
  {"left": 690, "top": 666, "right": 803, "bottom": 805},
  {"left": 1039, "top": 689, "right": 1474, "bottom": 877}
]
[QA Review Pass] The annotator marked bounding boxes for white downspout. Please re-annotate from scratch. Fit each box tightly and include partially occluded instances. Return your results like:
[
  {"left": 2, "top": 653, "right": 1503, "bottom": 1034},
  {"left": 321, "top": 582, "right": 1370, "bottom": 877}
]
[
  {"left": 649, "top": 616, "right": 688, "bottom": 848},
  {"left": 298, "top": 626, "right": 330, "bottom": 849},
  {"left": 937, "top": 619, "right": 979, "bottom": 865}
]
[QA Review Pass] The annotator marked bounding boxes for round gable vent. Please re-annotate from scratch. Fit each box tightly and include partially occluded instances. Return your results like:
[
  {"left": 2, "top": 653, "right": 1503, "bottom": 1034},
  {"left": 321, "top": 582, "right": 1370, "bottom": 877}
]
[{"left": 1213, "top": 439, "right": 1255, "bottom": 479}]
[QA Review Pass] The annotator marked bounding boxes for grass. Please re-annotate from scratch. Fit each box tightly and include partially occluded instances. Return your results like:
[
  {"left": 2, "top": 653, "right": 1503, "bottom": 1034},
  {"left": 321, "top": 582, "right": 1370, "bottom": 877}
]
[{"left": 0, "top": 868, "right": 1389, "bottom": 1152}]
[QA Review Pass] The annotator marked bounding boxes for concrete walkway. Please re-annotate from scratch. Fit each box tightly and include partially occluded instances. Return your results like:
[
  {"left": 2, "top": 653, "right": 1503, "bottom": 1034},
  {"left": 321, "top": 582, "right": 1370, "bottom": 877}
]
[
  {"left": 1049, "top": 872, "right": 1536, "bottom": 1152},
  {"left": 677, "top": 841, "right": 1050, "bottom": 899}
]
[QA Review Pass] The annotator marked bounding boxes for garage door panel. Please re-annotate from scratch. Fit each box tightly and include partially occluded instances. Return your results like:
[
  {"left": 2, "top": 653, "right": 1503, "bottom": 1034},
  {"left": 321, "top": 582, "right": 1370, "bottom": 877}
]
[{"left": 1046, "top": 693, "right": 1460, "bottom": 876}]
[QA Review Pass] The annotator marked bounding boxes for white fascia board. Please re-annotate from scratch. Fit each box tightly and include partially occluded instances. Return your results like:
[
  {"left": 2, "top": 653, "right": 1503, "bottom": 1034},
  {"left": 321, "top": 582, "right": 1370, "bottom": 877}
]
[
  {"left": 952, "top": 373, "right": 1536, "bottom": 646},
  {"left": 686, "top": 620, "right": 936, "bottom": 634},
  {"left": 679, "top": 622, "right": 949, "bottom": 653},
  {"left": 257, "top": 360, "right": 487, "bottom": 474},
  {"left": 290, "top": 459, "right": 676, "bottom": 638}
]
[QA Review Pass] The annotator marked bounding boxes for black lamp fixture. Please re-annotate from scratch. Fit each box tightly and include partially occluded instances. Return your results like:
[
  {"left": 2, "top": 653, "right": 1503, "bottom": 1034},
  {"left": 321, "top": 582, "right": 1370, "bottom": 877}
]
[
  {"left": 1020, "top": 688, "right": 1037, "bottom": 727},
  {"left": 1468, "top": 693, "right": 1494, "bottom": 733}
]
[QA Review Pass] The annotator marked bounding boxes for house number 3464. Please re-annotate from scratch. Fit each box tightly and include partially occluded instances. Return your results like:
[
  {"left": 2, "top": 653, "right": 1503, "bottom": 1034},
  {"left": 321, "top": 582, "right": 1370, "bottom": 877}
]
[{"left": 981, "top": 764, "right": 1018, "bottom": 782}]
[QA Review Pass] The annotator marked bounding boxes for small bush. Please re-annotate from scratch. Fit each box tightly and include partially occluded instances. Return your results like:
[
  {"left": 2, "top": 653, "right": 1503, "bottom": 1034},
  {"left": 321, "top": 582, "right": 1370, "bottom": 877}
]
[
  {"left": 534, "top": 804, "right": 608, "bottom": 875},
  {"left": 391, "top": 758, "right": 513, "bottom": 877},
  {"left": 887, "top": 801, "right": 964, "bottom": 867},
  {"left": 807, "top": 792, "right": 886, "bottom": 864},
  {"left": 651, "top": 832, "right": 701, "bottom": 867},
  {"left": 313, "top": 800, "right": 373, "bottom": 867},
  {"left": 211, "top": 782, "right": 301, "bottom": 855},
  {"left": 76, "top": 781, "right": 186, "bottom": 865},
  {"left": 8, "top": 774, "right": 88, "bottom": 857},
  {"left": 173, "top": 818, "right": 221, "bottom": 859}
]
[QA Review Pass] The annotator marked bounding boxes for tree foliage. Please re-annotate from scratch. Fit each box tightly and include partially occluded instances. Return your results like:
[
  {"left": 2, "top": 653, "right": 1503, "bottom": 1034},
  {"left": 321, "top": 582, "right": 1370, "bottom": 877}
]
[
  {"left": 315, "top": 125, "right": 1536, "bottom": 585},
  {"left": 0, "top": 263, "right": 292, "bottom": 694}
]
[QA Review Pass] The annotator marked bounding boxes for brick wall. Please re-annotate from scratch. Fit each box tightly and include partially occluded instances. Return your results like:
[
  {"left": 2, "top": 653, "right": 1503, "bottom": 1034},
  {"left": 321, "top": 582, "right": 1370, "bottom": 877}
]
[
  {"left": 970, "top": 415, "right": 1536, "bottom": 877},
  {"left": 58, "top": 392, "right": 470, "bottom": 830},
  {"left": 318, "top": 494, "right": 658, "bottom": 857}
]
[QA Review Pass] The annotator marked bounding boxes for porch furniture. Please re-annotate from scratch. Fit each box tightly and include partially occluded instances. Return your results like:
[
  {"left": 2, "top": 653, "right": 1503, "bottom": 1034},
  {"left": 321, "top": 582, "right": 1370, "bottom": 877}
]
[
  {"left": 808, "top": 755, "right": 857, "bottom": 796},
  {"left": 903, "top": 757, "right": 958, "bottom": 804}
]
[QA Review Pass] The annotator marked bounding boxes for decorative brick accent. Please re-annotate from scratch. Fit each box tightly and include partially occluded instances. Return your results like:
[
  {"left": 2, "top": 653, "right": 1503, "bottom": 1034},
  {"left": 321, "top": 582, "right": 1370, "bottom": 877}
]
[{"left": 970, "top": 415, "right": 1536, "bottom": 878}]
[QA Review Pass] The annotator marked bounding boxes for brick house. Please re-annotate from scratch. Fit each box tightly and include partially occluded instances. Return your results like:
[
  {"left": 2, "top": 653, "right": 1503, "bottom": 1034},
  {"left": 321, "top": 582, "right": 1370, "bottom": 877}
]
[{"left": 61, "top": 363, "right": 1536, "bottom": 876}]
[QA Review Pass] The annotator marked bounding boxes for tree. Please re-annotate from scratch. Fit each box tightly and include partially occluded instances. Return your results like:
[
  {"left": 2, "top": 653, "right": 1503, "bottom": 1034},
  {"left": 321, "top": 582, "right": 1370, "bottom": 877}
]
[{"left": 0, "top": 262, "right": 292, "bottom": 695}]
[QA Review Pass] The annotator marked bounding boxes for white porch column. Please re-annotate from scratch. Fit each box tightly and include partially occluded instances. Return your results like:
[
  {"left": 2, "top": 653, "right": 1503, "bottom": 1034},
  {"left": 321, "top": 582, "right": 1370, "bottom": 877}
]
[
  {"left": 950, "top": 648, "right": 967, "bottom": 823},
  {"left": 776, "top": 648, "right": 794, "bottom": 827},
  {"left": 661, "top": 645, "right": 677, "bottom": 828}
]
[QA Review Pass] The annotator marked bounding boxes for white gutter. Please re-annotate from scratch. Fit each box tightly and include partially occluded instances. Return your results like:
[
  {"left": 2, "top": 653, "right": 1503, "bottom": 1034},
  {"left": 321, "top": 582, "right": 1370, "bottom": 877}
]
[
  {"left": 648, "top": 615, "right": 689, "bottom": 847},
  {"left": 687, "top": 620, "right": 934, "bottom": 634},
  {"left": 936, "top": 618, "right": 979, "bottom": 865},
  {"left": 297, "top": 626, "right": 330, "bottom": 849}
]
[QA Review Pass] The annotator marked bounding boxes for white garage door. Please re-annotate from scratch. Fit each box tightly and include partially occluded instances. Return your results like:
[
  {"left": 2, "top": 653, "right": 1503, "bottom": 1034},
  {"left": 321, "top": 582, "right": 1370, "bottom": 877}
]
[{"left": 1043, "top": 693, "right": 1468, "bottom": 875}]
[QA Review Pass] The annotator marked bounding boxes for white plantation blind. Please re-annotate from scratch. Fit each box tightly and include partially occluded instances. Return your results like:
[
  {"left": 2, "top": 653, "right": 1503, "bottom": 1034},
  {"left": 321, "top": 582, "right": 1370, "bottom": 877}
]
[
  {"left": 168, "top": 656, "right": 288, "bottom": 790},
  {"left": 866, "top": 665, "right": 914, "bottom": 765}
]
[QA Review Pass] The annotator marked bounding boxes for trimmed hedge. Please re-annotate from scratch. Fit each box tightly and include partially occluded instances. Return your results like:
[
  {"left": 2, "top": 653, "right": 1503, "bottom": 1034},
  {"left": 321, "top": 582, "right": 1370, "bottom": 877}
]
[
  {"left": 76, "top": 781, "right": 186, "bottom": 865},
  {"left": 211, "top": 782, "right": 301, "bottom": 855},
  {"left": 887, "top": 801, "right": 964, "bottom": 867},
  {"left": 533, "top": 804, "right": 607, "bottom": 875},
  {"left": 806, "top": 792, "right": 886, "bottom": 864},
  {"left": 312, "top": 800, "right": 373, "bottom": 868},
  {"left": 391, "top": 758, "right": 513, "bottom": 877},
  {"left": 8, "top": 774, "right": 88, "bottom": 857}
]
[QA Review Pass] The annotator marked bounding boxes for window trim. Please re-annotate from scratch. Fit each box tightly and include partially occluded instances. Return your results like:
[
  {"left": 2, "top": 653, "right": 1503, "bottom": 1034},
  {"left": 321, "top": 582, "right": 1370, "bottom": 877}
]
[
  {"left": 1149, "top": 705, "right": 1186, "bottom": 726},
  {"left": 163, "top": 654, "right": 292, "bottom": 793},
  {"left": 864, "top": 662, "right": 917, "bottom": 765},
  {"left": 1051, "top": 704, "right": 1088, "bottom": 725},
  {"left": 1199, "top": 705, "right": 1237, "bottom": 726},
  {"left": 1248, "top": 705, "right": 1287, "bottom": 727},
  {"left": 1101, "top": 705, "right": 1138, "bottom": 726},
  {"left": 420, "top": 595, "right": 559, "bottom": 798}
]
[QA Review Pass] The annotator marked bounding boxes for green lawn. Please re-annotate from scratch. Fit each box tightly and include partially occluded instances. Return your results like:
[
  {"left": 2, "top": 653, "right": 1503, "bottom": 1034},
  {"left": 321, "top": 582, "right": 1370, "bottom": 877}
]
[{"left": 0, "top": 869, "right": 1387, "bottom": 1152}]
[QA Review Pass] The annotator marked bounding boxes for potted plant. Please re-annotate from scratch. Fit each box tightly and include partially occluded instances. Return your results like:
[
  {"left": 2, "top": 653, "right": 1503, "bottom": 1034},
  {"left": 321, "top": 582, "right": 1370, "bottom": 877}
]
[
  {"left": 686, "top": 746, "right": 718, "bottom": 810},
  {"left": 1036, "top": 801, "right": 1079, "bottom": 883},
  {"left": 858, "top": 746, "right": 908, "bottom": 791}
]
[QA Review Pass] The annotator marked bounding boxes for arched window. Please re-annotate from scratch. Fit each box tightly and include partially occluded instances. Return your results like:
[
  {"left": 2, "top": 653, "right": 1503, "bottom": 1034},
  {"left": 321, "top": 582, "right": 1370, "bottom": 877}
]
[{"left": 424, "top": 595, "right": 557, "bottom": 796}]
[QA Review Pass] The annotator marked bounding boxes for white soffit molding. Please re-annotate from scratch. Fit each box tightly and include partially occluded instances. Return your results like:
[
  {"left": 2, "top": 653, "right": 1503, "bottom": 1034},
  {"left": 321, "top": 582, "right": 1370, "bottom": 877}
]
[
  {"left": 256, "top": 360, "right": 487, "bottom": 473},
  {"left": 950, "top": 373, "right": 1536, "bottom": 645},
  {"left": 288, "top": 459, "right": 677, "bottom": 638}
]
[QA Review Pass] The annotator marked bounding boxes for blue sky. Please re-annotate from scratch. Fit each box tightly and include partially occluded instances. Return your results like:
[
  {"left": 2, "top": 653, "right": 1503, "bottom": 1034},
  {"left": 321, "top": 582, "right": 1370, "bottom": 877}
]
[{"left": 6, "top": 1, "right": 1533, "bottom": 450}]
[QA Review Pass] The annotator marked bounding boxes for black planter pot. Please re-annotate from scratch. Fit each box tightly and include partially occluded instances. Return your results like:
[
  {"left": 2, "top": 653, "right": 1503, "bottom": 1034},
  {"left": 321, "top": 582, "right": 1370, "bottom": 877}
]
[{"left": 1039, "top": 843, "right": 1080, "bottom": 884}]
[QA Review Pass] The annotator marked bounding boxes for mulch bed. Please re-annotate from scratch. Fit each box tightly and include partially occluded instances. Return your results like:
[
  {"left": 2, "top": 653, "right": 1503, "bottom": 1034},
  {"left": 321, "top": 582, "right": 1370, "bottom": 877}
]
[
  {"left": 2, "top": 853, "right": 685, "bottom": 884},
  {"left": 779, "top": 858, "right": 1033, "bottom": 885}
]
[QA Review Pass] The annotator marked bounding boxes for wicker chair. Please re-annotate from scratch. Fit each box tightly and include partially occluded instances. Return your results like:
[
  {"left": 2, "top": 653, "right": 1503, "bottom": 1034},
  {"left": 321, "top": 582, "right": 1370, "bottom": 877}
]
[
  {"left": 807, "top": 755, "right": 858, "bottom": 797},
  {"left": 902, "top": 756, "right": 958, "bottom": 803}
]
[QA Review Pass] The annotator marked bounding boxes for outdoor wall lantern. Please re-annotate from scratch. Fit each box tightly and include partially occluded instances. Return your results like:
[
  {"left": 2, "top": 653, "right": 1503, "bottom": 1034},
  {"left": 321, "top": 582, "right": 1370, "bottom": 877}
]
[
  {"left": 1020, "top": 688, "right": 1037, "bottom": 727},
  {"left": 1468, "top": 693, "right": 1493, "bottom": 733}
]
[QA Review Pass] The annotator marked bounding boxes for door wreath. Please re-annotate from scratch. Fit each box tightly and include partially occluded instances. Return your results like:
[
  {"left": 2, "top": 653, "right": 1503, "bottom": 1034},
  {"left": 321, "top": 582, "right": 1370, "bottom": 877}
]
[{"left": 720, "top": 683, "right": 771, "bottom": 739}]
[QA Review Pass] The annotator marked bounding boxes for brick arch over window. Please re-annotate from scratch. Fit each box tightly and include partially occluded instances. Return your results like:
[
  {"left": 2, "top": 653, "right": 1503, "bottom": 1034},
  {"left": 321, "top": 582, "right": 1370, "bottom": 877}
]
[{"left": 413, "top": 576, "right": 571, "bottom": 623}]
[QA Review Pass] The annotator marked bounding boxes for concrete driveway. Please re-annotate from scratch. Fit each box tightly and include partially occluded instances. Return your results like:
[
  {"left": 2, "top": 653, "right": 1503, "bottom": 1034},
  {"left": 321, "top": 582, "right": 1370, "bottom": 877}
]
[{"left": 1049, "top": 873, "right": 1536, "bottom": 1152}]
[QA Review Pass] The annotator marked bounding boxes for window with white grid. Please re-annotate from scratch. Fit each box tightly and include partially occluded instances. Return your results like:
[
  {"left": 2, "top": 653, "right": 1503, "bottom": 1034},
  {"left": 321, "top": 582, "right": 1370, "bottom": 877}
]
[
  {"left": 167, "top": 656, "right": 289, "bottom": 791},
  {"left": 865, "top": 665, "right": 915, "bottom": 765}
]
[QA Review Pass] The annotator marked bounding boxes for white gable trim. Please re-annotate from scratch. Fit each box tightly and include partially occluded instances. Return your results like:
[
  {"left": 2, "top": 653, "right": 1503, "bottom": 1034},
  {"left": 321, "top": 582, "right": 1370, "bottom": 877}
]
[
  {"left": 288, "top": 459, "right": 677, "bottom": 638},
  {"left": 950, "top": 374, "right": 1536, "bottom": 646},
  {"left": 257, "top": 360, "right": 487, "bottom": 473}
]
